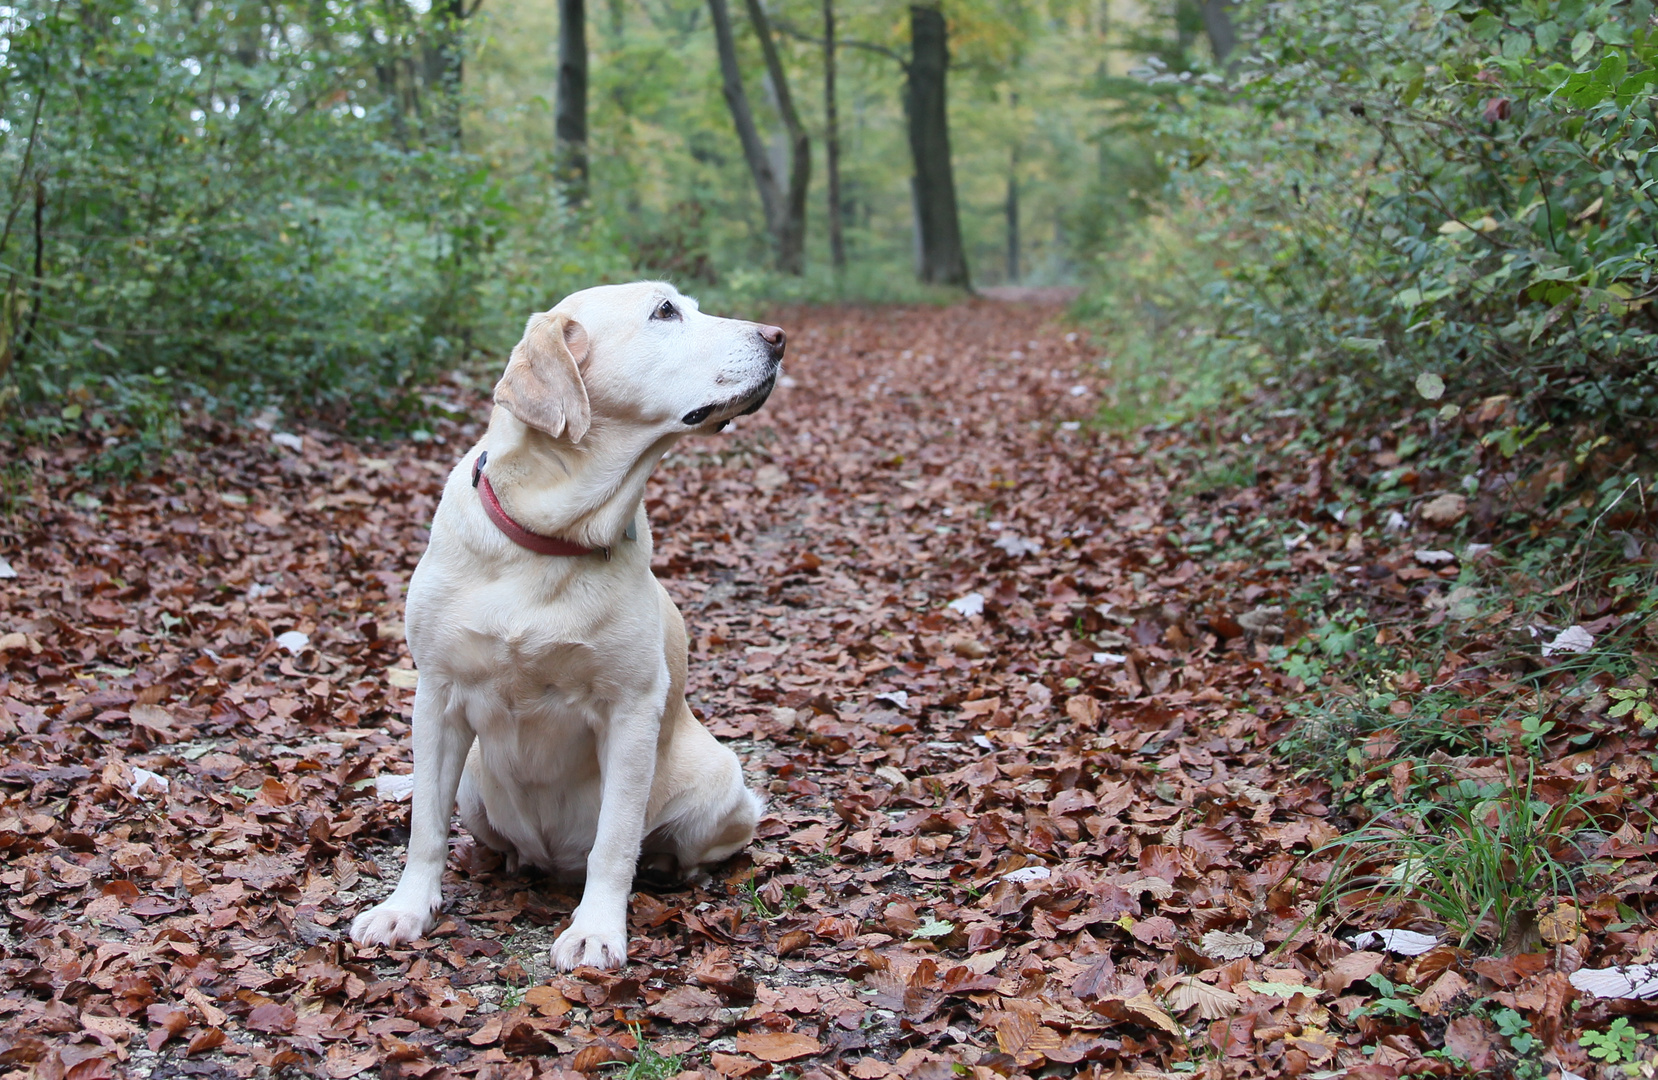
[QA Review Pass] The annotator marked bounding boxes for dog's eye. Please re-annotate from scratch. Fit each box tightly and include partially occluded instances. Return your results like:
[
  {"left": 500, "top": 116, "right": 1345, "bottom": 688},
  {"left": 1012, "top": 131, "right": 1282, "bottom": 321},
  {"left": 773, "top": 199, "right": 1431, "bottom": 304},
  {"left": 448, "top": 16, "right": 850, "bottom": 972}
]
[{"left": 652, "top": 300, "right": 678, "bottom": 321}]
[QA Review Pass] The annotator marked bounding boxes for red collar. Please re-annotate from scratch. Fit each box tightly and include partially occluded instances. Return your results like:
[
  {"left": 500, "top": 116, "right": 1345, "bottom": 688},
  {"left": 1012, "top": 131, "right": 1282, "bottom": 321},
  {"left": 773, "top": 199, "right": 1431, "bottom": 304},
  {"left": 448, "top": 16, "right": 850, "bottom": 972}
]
[{"left": 472, "top": 451, "right": 599, "bottom": 557}]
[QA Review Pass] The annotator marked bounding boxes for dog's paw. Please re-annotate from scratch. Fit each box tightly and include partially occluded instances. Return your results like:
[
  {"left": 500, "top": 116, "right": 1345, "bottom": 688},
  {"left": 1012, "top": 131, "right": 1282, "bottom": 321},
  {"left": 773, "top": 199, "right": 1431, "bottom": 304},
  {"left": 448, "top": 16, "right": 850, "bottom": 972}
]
[
  {"left": 551, "top": 915, "right": 628, "bottom": 971},
  {"left": 350, "top": 901, "right": 435, "bottom": 947}
]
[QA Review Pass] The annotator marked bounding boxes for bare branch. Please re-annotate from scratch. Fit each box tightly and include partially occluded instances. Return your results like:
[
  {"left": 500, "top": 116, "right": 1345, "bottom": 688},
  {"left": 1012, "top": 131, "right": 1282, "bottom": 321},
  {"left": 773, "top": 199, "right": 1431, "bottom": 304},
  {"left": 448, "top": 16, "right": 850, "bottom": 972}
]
[{"left": 771, "top": 17, "right": 907, "bottom": 68}]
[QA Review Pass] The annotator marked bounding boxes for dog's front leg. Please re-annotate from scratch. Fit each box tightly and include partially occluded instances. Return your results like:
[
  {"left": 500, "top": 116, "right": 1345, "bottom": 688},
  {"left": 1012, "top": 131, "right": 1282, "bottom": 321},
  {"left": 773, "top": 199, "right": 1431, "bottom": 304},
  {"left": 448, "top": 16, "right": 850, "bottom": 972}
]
[
  {"left": 351, "top": 684, "right": 473, "bottom": 947},
  {"left": 551, "top": 711, "right": 658, "bottom": 970}
]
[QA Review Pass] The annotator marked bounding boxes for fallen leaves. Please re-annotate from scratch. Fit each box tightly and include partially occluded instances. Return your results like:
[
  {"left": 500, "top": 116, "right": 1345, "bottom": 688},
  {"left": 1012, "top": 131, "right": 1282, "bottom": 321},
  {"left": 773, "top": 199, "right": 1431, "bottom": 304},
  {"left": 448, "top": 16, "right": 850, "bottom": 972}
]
[{"left": 0, "top": 296, "right": 1653, "bottom": 1080}]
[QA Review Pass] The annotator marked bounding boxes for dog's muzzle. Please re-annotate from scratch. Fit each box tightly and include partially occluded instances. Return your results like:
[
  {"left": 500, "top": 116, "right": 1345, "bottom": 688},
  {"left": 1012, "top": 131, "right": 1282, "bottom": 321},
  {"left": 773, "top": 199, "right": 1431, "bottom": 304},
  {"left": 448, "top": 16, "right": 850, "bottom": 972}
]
[{"left": 737, "top": 370, "right": 777, "bottom": 416}]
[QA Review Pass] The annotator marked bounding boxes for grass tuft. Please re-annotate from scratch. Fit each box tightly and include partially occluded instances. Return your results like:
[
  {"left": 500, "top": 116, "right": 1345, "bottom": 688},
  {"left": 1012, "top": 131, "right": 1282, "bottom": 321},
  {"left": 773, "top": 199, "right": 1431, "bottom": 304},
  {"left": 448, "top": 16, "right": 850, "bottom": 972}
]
[{"left": 1313, "top": 760, "right": 1608, "bottom": 952}]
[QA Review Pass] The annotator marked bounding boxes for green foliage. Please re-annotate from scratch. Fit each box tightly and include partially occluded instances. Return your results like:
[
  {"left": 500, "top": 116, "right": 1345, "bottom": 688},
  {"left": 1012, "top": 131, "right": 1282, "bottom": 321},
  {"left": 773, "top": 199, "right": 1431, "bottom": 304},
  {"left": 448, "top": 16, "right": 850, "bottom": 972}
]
[
  {"left": 0, "top": 0, "right": 647, "bottom": 453},
  {"left": 1081, "top": 0, "right": 1658, "bottom": 457},
  {"left": 1315, "top": 761, "right": 1599, "bottom": 951},
  {"left": 1609, "top": 686, "right": 1657, "bottom": 728},
  {"left": 615, "top": 1024, "right": 685, "bottom": 1080},
  {"left": 740, "top": 875, "right": 806, "bottom": 918},
  {"left": 0, "top": 0, "right": 511, "bottom": 441},
  {"left": 1352, "top": 973, "right": 1422, "bottom": 1021},
  {"left": 1488, "top": 1005, "right": 1537, "bottom": 1055},
  {"left": 1580, "top": 1018, "right": 1648, "bottom": 1064}
]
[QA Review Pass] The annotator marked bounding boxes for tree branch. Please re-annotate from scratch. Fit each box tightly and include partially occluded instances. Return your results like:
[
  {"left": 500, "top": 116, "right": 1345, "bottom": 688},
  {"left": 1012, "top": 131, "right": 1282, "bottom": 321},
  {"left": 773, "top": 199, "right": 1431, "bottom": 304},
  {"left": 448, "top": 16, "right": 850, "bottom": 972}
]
[{"left": 770, "top": 17, "right": 907, "bottom": 69}]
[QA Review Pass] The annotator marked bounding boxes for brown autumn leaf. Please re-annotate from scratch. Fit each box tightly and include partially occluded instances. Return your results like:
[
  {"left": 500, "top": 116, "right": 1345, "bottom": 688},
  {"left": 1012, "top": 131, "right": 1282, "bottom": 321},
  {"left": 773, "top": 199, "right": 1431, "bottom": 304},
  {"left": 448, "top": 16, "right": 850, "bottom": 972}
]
[
  {"left": 709, "top": 1052, "right": 770, "bottom": 1078},
  {"left": 244, "top": 1002, "right": 298, "bottom": 1034},
  {"left": 523, "top": 985, "right": 572, "bottom": 1017},
  {"left": 1321, "top": 950, "right": 1386, "bottom": 994},
  {"left": 734, "top": 1031, "right": 822, "bottom": 1062},
  {"left": 775, "top": 929, "right": 811, "bottom": 957},
  {"left": 144, "top": 1006, "right": 190, "bottom": 1052},
  {"left": 995, "top": 1010, "right": 1063, "bottom": 1067},
  {"left": 692, "top": 948, "right": 756, "bottom": 1003},
  {"left": 571, "top": 1042, "right": 632, "bottom": 1071},
  {"left": 467, "top": 1015, "right": 503, "bottom": 1047},
  {"left": 647, "top": 986, "right": 724, "bottom": 1025},
  {"left": 185, "top": 1028, "right": 226, "bottom": 1056},
  {"left": 1417, "top": 970, "right": 1473, "bottom": 1016},
  {"left": 1072, "top": 957, "right": 1116, "bottom": 1000},
  {"left": 1442, "top": 1015, "right": 1499, "bottom": 1071}
]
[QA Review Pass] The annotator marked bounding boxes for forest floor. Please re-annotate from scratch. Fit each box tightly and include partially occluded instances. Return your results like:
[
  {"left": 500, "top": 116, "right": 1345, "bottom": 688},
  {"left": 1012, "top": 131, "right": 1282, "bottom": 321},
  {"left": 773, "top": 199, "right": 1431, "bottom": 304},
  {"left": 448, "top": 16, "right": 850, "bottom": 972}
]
[{"left": 0, "top": 298, "right": 1653, "bottom": 1080}]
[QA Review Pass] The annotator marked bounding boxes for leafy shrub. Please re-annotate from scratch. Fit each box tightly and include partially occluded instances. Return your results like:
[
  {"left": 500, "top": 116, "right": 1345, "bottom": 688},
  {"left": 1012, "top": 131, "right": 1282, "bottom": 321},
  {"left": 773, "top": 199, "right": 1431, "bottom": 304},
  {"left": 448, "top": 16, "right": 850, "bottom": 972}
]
[
  {"left": 0, "top": 0, "right": 582, "bottom": 452},
  {"left": 1081, "top": 0, "right": 1658, "bottom": 477}
]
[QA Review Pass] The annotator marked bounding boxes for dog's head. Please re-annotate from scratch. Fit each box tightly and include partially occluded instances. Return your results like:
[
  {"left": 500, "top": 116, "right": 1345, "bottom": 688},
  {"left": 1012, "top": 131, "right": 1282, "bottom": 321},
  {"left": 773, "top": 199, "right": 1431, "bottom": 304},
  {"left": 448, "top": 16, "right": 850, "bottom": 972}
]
[{"left": 494, "top": 282, "right": 785, "bottom": 443}]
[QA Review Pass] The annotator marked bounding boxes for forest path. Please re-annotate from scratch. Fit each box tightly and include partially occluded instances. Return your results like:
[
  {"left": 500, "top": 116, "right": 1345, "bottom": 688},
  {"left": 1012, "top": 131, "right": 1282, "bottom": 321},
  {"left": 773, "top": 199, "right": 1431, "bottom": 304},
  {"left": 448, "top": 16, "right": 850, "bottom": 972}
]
[{"left": 0, "top": 299, "right": 1342, "bottom": 1079}]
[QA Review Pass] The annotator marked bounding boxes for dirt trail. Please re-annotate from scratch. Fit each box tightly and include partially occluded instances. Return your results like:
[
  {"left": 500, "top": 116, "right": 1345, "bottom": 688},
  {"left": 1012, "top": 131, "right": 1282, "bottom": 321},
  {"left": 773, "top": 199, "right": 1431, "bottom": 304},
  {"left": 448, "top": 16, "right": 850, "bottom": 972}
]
[{"left": 0, "top": 300, "right": 1341, "bottom": 1079}]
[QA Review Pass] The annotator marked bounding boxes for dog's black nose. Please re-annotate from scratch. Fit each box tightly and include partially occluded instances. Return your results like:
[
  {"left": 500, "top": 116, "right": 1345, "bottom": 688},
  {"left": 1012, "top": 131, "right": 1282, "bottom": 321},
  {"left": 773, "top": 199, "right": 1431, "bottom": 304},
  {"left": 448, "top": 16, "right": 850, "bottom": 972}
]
[{"left": 758, "top": 324, "right": 786, "bottom": 360}]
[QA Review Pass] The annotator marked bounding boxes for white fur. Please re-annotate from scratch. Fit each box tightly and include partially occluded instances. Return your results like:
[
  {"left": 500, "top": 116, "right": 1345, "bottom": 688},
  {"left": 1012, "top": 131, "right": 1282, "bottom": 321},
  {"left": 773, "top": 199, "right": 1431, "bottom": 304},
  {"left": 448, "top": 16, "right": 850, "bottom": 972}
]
[{"left": 349, "top": 282, "right": 775, "bottom": 970}]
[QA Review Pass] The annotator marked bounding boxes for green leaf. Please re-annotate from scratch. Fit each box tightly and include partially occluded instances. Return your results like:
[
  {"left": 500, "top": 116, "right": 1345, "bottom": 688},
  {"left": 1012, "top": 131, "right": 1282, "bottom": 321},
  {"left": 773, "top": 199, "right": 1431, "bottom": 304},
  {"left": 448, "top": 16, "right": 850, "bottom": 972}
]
[
  {"left": 1415, "top": 372, "right": 1445, "bottom": 400},
  {"left": 1593, "top": 50, "right": 1629, "bottom": 87},
  {"left": 912, "top": 917, "right": 955, "bottom": 939}
]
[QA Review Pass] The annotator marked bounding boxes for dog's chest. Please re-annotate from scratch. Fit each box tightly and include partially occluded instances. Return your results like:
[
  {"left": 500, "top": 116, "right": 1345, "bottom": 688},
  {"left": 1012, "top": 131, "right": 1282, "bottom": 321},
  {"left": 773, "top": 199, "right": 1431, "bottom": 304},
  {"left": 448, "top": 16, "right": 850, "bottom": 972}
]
[{"left": 438, "top": 630, "right": 607, "bottom": 714}]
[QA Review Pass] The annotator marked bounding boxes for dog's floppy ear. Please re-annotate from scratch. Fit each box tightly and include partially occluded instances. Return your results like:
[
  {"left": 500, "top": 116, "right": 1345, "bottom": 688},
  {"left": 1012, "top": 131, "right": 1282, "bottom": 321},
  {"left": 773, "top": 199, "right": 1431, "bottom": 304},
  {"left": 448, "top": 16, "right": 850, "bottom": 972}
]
[{"left": 494, "top": 313, "right": 591, "bottom": 442}]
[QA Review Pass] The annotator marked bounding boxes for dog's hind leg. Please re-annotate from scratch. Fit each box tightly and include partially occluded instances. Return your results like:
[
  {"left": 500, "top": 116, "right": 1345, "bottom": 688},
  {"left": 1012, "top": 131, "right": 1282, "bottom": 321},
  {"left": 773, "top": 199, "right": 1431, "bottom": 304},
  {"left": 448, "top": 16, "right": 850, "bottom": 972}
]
[{"left": 456, "top": 748, "right": 524, "bottom": 873}]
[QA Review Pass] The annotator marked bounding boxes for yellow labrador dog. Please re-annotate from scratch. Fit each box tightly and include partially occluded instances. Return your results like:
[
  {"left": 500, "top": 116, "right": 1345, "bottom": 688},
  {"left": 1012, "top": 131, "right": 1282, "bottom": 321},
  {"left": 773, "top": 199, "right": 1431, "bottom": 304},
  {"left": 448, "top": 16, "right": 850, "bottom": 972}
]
[{"left": 350, "top": 282, "right": 775, "bottom": 970}]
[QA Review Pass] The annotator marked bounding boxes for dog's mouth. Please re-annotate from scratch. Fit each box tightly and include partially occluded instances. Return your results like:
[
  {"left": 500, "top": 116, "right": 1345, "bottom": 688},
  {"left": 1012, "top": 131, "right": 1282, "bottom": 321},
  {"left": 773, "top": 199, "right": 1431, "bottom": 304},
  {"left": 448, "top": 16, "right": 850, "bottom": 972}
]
[
  {"left": 735, "top": 371, "right": 777, "bottom": 416},
  {"left": 682, "top": 370, "right": 778, "bottom": 428}
]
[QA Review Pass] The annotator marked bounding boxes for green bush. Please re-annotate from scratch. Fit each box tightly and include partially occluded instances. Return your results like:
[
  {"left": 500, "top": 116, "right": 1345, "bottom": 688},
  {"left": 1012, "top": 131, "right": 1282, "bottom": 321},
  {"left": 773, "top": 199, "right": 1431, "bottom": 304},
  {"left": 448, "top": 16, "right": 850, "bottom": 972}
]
[
  {"left": 0, "top": 0, "right": 546, "bottom": 450},
  {"left": 1081, "top": 0, "right": 1658, "bottom": 462}
]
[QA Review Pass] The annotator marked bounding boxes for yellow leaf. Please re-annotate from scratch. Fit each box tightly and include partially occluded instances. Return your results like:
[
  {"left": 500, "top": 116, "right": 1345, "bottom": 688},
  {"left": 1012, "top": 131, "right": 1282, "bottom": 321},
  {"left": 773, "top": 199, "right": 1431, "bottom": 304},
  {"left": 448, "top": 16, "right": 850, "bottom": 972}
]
[{"left": 1539, "top": 902, "right": 1582, "bottom": 945}]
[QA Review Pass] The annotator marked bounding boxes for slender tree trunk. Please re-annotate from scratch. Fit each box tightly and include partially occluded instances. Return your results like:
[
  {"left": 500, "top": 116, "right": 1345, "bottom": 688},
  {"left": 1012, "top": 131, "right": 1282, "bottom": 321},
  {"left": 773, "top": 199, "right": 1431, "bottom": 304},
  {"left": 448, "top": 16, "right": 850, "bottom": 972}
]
[
  {"left": 906, "top": 4, "right": 969, "bottom": 287},
  {"left": 21, "top": 179, "right": 43, "bottom": 355},
  {"left": 556, "top": 0, "right": 589, "bottom": 202},
  {"left": 1199, "top": 0, "right": 1237, "bottom": 63},
  {"left": 431, "top": 0, "right": 466, "bottom": 149},
  {"left": 707, "top": 0, "right": 808, "bottom": 274},
  {"left": 822, "top": 0, "right": 846, "bottom": 271},
  {"left": 744, "top": 0, "right": 808, "bottom": 274},
  {"left": 1005, "top": 148, "right": 1019, "bottom": 285},
  {"left": 708, "top": 0, "right": 784, "bottom": 241}
]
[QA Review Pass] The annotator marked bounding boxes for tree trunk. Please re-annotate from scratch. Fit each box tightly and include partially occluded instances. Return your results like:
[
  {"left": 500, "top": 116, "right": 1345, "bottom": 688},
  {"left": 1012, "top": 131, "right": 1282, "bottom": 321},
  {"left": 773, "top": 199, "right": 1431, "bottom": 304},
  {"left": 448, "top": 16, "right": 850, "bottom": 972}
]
[
  {"left": 1199, "top": 0, "right": 1236, "bottom": 63},
  {"left": 1005, "top": 147, "right": 1019, "bottom": 285},
  {"left": 707, "top": 0, "right": 809, "bottom": 274},
  {"left": 744, "top": 0, "right": 808, "bottom": 274},
  {"left": 822, "top": 0, "right": 846, "bottom": 271},
  {"left": 430, "top": 0, "right": 466, "bottom": 149},
  {"left": 556, "top": 0, "right": 589, "bottom": 202},
  {"left": 906, "top": 4, "right": 969, "bottom": 288}
]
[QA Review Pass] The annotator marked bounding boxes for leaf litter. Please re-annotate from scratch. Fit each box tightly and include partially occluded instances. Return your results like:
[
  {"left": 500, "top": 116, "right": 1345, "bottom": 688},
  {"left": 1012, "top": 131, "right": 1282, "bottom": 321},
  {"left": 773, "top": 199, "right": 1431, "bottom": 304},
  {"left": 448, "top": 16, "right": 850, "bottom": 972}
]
[{"left": 0, "top": 298, "right": 1653, "bottom": 1079}]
